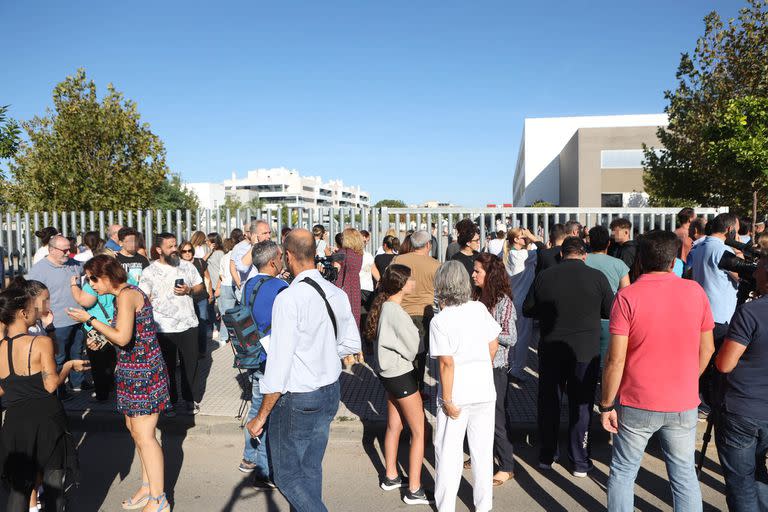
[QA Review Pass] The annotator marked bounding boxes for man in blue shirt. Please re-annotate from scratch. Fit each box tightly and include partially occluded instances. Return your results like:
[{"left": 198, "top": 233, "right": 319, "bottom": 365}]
[
  {"left": 105, "top": 224, "right": 122, "bottom": 252},
  {"left": 237, "top": 240, "right": 288, "bottom": 489},
  {"left": 715, "top": 270, "right": 768, "bottom": 511},
  {"left": 688, "top": 213, "right": 741, "bottom": 345}
]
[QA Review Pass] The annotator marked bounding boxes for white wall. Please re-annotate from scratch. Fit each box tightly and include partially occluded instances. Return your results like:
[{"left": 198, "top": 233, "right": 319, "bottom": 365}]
[
  {"left": 185, "top": 183, "right": 226, "bottom": 209},
  {"left": 514, "top": 114, "right": 668, "bottom": 206}
]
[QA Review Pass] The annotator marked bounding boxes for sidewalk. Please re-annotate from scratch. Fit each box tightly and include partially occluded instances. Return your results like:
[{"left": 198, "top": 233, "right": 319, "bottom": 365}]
[{"left": 63, "top": 333, "right": 563, "bottom": 431}]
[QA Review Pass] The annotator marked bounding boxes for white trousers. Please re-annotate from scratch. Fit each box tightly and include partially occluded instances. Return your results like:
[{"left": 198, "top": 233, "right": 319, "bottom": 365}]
[{"left": 434, "top": 401, "right": 495, "bottom": 512}]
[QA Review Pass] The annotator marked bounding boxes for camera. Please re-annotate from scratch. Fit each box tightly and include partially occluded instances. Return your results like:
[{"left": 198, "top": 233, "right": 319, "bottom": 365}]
[{"left": 315, "top": 253, "right": 345, "bottom": 282}]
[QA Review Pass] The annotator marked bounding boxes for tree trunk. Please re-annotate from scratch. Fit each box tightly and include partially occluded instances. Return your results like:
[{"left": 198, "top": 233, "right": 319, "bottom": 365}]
[{"left": 753, "top": 189, "right": 758, "bottom": 239}]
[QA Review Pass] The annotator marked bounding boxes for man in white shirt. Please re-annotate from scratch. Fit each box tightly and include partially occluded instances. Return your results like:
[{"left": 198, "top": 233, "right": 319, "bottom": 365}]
[
  {"left": 246, "top": 229, "right": 361, "bottom": 511},
  {"left": 139, "top": 232, "right": 205, "bottom": 415}
]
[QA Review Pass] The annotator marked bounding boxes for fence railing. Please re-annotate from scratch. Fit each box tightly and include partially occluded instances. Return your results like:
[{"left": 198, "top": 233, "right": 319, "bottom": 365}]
[{"left": 0, "top": 206, "right": 728, "bottom": 279}]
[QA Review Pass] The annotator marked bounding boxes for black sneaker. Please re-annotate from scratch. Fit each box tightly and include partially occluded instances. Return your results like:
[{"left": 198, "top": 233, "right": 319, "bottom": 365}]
[
  {"left": 380, "top": 475, "right": 406, "bottom": 491},
  {"left": 403, "top": 487, "right": 434, "bottom": 505},
  {"left": 252, "top": 478, "right": 277, "bottom": 491}
]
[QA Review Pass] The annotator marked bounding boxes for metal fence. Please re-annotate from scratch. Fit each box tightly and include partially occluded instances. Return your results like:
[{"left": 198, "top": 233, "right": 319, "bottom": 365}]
[{"left": 0, "top": 206, "right": 728, "bottom": 279}]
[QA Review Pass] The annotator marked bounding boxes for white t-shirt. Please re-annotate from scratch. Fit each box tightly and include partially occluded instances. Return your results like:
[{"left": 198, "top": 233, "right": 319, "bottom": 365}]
[
  {"left": 74, "top": 249, "right": 94, "bottom": 263},
  {"left": 138, "top": 260, "right": 203, "bottom": 333},
  {"left": 429, "top": 301, "right": 501, "bottom": 406},
  {"left": 487, "top": 238, "right": 504, "bottom": 257},
  {"left": 505, "top": 247, "right": 538, "bottom": 307},
  {"left": 194, "top": 246, "right": 206, "bottom": 259},
  {"left": 316, "top": 239, "right": 327, "bottom": 259},
  {"left": 33, "top": 246, "right": 49, "bottom": 264},
  {"left": 360, "top": 251, "right": 375, "bottom": 292},
  {"left": 219, "top": 252, "right": 233, "bottom": 286}
]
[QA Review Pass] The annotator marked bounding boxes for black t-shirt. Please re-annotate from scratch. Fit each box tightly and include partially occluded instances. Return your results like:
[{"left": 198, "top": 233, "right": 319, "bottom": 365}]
[
  {"left": 724, "top": 296, "right": 768, "bottom": 420},
  {"left": 192, "top": 258, "right": 209, "bottom": 300},
  {"left": 116, "top": 253, "right": 150, "bottom": 284},
  {"left": 374, "top": 253, "right": 396, "bottom": 279},
  {"left": 536, "top": 245, "right": 562, "bottom": 273},
  {"left": 450, "top": 250, "right": 479, "bottom": 278}
]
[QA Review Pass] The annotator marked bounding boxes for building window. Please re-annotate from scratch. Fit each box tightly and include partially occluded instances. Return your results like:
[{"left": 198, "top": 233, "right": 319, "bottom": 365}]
[
  {"left": 601, "top": 149, "right": 663, "bottom": 169},
  {"left": 302, "top": 186, "right": 315, "bottom": 192},
  {"left": 601, "top": 194, "right": 623, "bottom": 207}
]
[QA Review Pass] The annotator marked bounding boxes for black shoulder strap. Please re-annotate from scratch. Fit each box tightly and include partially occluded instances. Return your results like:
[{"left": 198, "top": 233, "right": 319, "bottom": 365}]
[
  {"left": 301, "top": 277, "right": 338, "bottom": 339},
  {"left": 4, "top": 333, "right": 25, "bottom": 376},
  {"left": 28, "top": 336, "right": 37, "bottom": 375},
  {"left": 243, "top": 276, "right": 272, "bottom": 308}
]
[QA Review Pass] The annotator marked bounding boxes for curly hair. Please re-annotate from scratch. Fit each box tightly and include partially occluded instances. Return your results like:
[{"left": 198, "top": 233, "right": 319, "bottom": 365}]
[
  {"left": 363, "top": 264, "right": 411, "bottom": 342},
  {"left": 472, "top": 253, "right": 512, "bottom": 311}
]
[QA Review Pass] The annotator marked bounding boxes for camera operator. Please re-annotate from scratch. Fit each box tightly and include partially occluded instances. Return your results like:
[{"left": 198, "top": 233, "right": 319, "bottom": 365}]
[{"left": 688, "top": 213, "right": 742, "bottom": 349}]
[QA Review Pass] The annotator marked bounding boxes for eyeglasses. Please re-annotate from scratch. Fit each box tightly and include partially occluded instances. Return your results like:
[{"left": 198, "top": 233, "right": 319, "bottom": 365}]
[
  {"left": 51, "top": 246, "right": 69, "bottom": 254},
  {"left": 180, "top": 249, "right": 194, "bottom": 254},
  {"left": 86, "top": 275, "right": 99, "bottom": 283}
]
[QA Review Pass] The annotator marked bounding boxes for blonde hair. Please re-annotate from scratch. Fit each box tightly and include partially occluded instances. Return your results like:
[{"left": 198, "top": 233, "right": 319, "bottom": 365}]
[
  {"left": 190, "top": 231, "right": 206, "bottom": 247},
  {"left": 385, "top": 228, "right": 397, "bottom": 238},
  {"left": 342, "top": 228, "right": 365, "bottom": 255},
  {"left": 502, "top": 228, "right": 524, "bottom": 272}
]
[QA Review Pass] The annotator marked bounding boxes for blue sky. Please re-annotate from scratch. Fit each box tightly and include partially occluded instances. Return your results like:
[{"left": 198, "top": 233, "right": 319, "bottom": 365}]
[{"left": 1, "top": 1, "right": 745, "bottom": 206}]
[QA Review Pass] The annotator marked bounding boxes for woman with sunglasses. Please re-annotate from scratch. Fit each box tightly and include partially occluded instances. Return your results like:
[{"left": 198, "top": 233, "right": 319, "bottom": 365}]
[
  {"left": 179, "top": 241, "right": 213, "bottom": 357},
  {"left": 67, "top": 255, "right": 171, "bottom": 512}
]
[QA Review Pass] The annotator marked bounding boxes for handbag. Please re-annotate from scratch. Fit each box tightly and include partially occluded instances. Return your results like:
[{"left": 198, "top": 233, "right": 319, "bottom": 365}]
[{"left": 84, "top": 300, "right": 111, "bottom": 350}]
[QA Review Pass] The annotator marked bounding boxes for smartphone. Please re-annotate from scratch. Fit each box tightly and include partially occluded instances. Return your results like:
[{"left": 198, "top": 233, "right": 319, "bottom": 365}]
[{"left": 174, "top": 278, "right": 184, "bottom": 288}]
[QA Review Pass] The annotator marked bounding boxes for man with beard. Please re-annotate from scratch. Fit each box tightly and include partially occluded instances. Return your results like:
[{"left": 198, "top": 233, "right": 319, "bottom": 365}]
[{"left": 139, "top": 232, "right": 205, "bottom": 416}]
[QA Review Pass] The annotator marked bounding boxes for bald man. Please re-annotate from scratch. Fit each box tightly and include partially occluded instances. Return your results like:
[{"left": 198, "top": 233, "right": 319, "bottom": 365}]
[
  {"left": 106, "top": 224, "right": 122, "bottom": 252},
  {"left": 246, "top": 229, "right": 361, "bottom": 511}
]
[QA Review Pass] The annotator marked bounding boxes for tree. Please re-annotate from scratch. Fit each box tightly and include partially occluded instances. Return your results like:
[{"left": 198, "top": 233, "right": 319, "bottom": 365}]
[
  {"left": 374, "top": 199, "right": 407, "bottom": 208},
  {"left": 6, "top": 69, "right": 168, "bottom": 211},
  {"left": 154, "top": 173, "right": 200, "bottom": 212},
  {"left": 643, "top": 0, "right": 768, "bottom": 214},
  {"left": 531, "top": 200, "right": 556, "bottom": 207},
  {"left": 0, "top": 105, "right": 20, "bottom": 161}
]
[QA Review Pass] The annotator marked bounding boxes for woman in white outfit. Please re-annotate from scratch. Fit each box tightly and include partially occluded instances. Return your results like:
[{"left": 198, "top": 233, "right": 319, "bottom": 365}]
[
  {"left": 502, "top": 227, "right": 541, "bottom": 382},
  {"left": 430, "top": 261, "right": 501, "bottom": 512}
]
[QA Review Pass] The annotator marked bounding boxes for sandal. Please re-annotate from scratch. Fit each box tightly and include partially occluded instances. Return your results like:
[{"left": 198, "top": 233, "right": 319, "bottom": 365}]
[
  {"left": 146, "top": 493, "right": 170, "bottom": 512},
  {"left": 121, "top": 482, "right": 150, "bottom": 510},
  {"left": 493, "top": 471, "right": 514, "bottom": 487}
]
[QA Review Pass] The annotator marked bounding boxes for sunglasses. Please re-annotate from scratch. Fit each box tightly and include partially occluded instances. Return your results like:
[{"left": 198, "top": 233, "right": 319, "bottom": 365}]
[
  {"left": 87, "top": 275, "right": 99, "bottom": 283},
  {"left": 180, "top": 249, "right": 194, "bottom": 254},
  {"left": 51, "top": 246, "right": 70, "bottom": 254}
]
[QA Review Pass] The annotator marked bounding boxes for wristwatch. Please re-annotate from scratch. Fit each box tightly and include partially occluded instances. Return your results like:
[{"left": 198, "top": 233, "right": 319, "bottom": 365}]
[
  {"left": 85, "top": 316, "right": 97, "bottom": 328},
  {"left": 598, "top": 403, "right": 615, "bottom": 413}
]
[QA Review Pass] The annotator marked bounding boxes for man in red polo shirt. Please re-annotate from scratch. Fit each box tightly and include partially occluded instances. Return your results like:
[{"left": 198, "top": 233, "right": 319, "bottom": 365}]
[{"left": 600, "top": 230, "right": 714, "bottom": 512}]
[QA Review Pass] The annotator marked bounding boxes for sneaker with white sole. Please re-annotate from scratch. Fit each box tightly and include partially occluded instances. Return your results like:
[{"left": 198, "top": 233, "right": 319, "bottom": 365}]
[
  {"left": 238, "top": 460, "right": 257, "bottom": 473},
  {"left": 572, "top": 470, "right": 588, "bottom": 478},
  {"left": 380, "top": 475, "right": 406, "bottom": 491},
  {"left": 403, "top": 487, "right": 434, "bottom": 505}
]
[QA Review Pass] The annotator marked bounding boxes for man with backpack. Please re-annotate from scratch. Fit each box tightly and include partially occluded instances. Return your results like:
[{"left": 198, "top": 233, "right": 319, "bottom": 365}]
[{"left": 233, "top": 240, "right": 288, "bottom": 489}]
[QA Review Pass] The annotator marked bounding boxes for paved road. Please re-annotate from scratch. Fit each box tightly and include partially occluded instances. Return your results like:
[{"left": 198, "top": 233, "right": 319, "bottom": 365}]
[{"left": 55, "top": 420, "right": 726, "bottom": 512}]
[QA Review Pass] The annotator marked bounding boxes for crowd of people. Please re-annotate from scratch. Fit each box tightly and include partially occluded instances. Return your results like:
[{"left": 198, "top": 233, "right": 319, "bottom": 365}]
[{"left": 0, "top": 208, "right": 767, "bottom": 511}]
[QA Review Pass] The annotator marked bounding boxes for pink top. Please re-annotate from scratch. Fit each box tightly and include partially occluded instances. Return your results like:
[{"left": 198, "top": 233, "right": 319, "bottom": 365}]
[{"left": 609, "top": 272, "right": 714, "bottom": 412}]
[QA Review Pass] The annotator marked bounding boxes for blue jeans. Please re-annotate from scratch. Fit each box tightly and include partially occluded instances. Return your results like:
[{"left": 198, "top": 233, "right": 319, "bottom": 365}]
[
  {"left": 243, "top": 372, "right": 270, "bottom": 480},
  {"left": 269, "top": 381, "right": 339, "bottom": 512},
  {"left": 53, "top": 324, "right": 85, "bottom": 388},
  {"left": 217, "top": 285, "right": 237, "bottom": 342},
  {"left": 607, "top": 406, "right": 701, "bottom": 512},
  {"left": 715, "top": 410, "right": 768, "bottom": 512}
]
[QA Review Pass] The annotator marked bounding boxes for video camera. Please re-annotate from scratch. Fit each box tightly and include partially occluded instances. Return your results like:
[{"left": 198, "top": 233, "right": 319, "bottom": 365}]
[{"left": 315, "top": 252, "right": 345, "bottom": 282}]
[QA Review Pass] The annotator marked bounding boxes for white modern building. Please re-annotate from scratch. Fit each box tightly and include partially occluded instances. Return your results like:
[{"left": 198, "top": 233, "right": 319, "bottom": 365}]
[
  {"left": 186, "top": 167, "right": 371, "bottom": 210},
  {"left": 513, "top": 114, "right": 669, "bottom": 207}
]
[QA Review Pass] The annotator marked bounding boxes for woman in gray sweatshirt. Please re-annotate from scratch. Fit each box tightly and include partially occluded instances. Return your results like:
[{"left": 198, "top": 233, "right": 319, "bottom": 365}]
[{"left": 364, "top": 264, "right": 430, "bottom": 505}]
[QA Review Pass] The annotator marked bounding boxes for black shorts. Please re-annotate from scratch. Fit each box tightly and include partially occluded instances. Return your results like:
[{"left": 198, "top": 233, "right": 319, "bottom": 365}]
[{"left": 379, "top": 370, "right": 419, "bottom": 398}]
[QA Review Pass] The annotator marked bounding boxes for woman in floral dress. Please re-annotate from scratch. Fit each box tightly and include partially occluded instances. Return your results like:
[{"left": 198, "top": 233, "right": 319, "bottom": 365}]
[{"left": 68, "top": 255, "right": 170, "bottom": 512}]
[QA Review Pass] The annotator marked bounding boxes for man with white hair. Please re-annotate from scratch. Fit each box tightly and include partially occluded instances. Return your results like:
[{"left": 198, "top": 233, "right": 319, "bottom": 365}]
[
  {"left": 231, "top": 219, "right": 272, "bottom": 293},
  {"left": 106, "top": 224, "right": 122, "bottom": 252},
  {"left": 393, "top": 230, "right": 440, "bottom": 391}
]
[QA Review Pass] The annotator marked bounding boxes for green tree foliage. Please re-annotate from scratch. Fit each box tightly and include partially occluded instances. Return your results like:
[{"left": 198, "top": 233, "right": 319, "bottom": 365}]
[
  {"left": 154, "top": 173, "right": 200, "bottom": 212},
  {"left": 7, "top": 69, "right": 169, "bottom": 211},
  {"left": 374, "top": 199, "right": 407, "bottom": 208},
  {"left": 643, "top": 0, "right": 768, "bottom": 214},
  {"left": 0, "top": 105, "right": 20, "bottom": 161},
  {"left": 530, "top": 200, "right": 556, "bottom": 207}
]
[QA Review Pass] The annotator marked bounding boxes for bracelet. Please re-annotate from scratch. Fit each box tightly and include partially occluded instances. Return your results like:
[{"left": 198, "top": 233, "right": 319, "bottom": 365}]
[
  {"left": 85, "top": 315, "right": 97, "bottom": 327},
  {"left": 598, "top": 403, "right": 615, "bottom": 413},
  {"left": 441, "top": 398, "right": 453, "bottom": 406}
]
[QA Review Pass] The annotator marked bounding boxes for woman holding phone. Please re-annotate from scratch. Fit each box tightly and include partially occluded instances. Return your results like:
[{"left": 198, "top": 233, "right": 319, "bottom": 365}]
[{"left": 67, "top": 255, "right": 171, "bottom": 512}]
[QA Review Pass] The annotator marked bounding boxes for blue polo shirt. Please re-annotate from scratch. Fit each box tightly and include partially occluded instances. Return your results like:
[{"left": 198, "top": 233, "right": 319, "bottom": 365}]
[
  {"left": 687, "top": 236, "right": 737, "bottom": 324},
  {"left": 241, "top": 274, "right": 289, "bottom": 335},
  {"left": 724, "top": 296, "right": 768, "bottom": 421}
]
